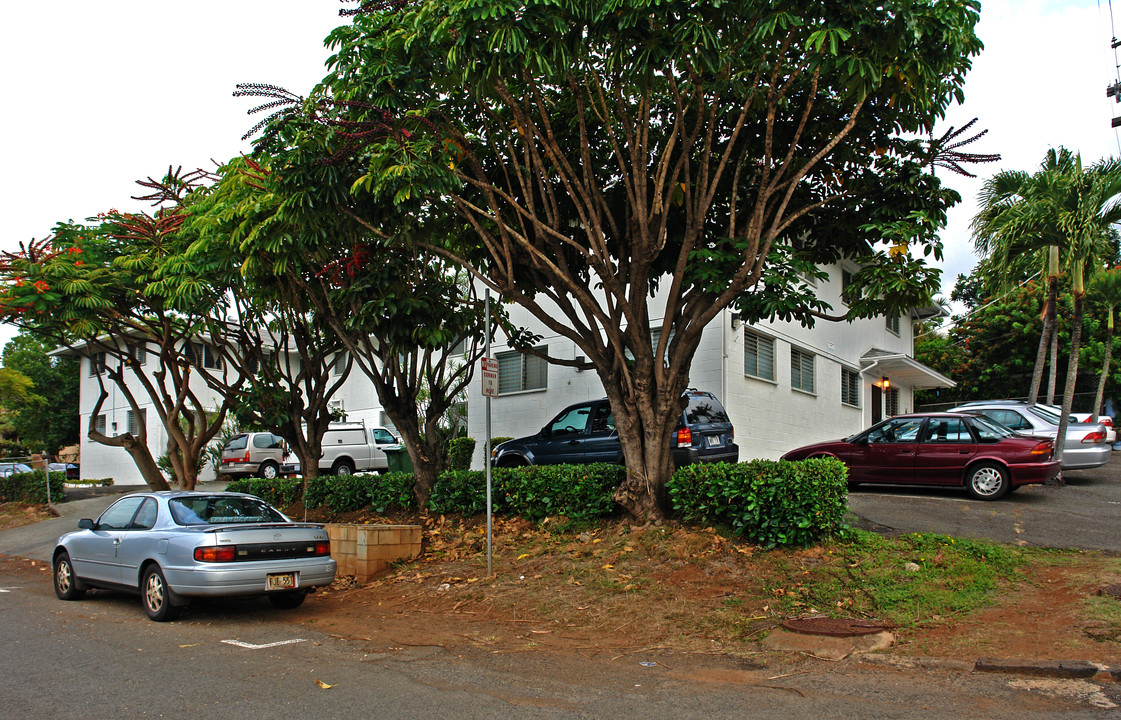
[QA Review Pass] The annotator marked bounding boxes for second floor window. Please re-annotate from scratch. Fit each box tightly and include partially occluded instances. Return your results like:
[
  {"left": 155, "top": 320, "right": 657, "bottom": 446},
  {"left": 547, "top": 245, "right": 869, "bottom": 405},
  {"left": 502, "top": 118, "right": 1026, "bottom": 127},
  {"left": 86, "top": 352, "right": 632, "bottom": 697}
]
[
  {"left": 497, "top": 347, "right": 548, "bottom": 394},
  {"left": 88, "top": 352, "right": 107, "bottom": 377},
  {"left": 841, "top": 367, "right": 861, "bottom": 407},
  {"left": 886, "top": 314, "right": 901, "bottom": 335},
  {"left": 127, "top": 408, "right": 146, "bottom": 436}
]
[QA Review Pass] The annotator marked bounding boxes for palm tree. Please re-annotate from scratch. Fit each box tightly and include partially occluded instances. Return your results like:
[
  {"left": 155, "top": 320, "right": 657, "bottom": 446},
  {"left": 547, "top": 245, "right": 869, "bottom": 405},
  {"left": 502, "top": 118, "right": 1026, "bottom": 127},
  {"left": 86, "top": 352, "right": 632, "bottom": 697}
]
[
  {"left": 971, "top": 149, "right": 1121, "bottom": 464},
  {"left": 972, "top": 150, "right": 1078, "bottom": 405},
  {"left": 1088, "top": 268, "right": 1121, "bottom": 422}
]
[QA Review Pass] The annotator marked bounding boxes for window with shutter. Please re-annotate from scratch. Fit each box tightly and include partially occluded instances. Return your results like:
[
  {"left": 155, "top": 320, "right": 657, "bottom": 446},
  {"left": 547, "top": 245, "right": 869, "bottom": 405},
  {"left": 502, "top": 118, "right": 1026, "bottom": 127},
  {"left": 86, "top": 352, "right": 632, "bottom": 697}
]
[{"left": 743, "top": 330, "right": 775, "bottom": 381}]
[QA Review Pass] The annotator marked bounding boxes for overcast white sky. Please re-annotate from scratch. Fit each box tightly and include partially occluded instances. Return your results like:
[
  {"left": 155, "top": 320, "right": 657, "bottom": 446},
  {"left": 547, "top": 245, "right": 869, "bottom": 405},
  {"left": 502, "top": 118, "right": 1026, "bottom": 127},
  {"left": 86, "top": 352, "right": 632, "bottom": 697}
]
[{"left": 1, "top": 0, "right": 1118, "bottom": 349}]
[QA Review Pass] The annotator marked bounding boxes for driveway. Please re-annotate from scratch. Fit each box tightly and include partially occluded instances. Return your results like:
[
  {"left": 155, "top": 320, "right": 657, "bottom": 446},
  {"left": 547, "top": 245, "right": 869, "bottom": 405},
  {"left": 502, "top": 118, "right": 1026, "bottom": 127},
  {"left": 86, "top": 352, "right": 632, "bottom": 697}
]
[{"left": 847, "top": 453, "right": 1121, "bottom": 552}]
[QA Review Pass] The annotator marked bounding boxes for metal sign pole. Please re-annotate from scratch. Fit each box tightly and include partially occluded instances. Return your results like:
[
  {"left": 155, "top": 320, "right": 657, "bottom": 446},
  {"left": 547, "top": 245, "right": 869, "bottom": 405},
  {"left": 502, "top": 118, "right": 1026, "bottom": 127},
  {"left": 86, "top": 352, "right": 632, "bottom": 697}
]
[{"left": 484, "top": 289, "right": 493, "bottom": 578}]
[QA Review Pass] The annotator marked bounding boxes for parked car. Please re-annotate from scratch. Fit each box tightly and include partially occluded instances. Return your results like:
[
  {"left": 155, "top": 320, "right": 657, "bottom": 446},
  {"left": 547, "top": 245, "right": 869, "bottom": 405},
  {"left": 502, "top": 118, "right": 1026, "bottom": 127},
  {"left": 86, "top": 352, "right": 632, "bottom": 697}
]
[
  {"left": 220, "top": 432, "right": 288, "bottom": 479},
  {"left": 47, "top": 462, "right": 80, "bottom": 480},
  {"left": 0, "top": 462, "right": 33, "bottom": 477},
  {"left": 1063, "top": 410, "right": 1116, "bottom": 444},
  {"left": 781, "top": 412, "right": 1059, "bottom": 500},
  {"left": 491, "top": 389, "right": 738, "bottom": 468},
  {"left": 318, "top": 423, "right": 390, "bottom": 476},
  {"left": 948, "top": 401, "right": 1112, "bottom": 471},
  {"left": 52, "top": 491, "right": 336, "bottom": 621}
]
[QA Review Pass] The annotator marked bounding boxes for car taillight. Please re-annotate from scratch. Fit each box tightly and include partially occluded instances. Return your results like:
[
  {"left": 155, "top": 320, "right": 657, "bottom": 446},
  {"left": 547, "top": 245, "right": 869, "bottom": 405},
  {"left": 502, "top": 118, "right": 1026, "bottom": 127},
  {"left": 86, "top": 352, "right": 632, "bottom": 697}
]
[
  {"left": 1030, "top": 440, "right": 1053, "bottom": 455},
  {"left": 1102, "top": 417, "right": 1114, "bottom": 427},
  {"left": 195, "top": 545, "right": 237, "bottom": 562},
  {"left": 1082, "top": 431, "right": 1107, "bottom": 444},
  {"left": 314, "top": 540, "right": 331, "bottom": 556},
  {"left": 676, "top": 427, "right": 692, "bottom": 448}
]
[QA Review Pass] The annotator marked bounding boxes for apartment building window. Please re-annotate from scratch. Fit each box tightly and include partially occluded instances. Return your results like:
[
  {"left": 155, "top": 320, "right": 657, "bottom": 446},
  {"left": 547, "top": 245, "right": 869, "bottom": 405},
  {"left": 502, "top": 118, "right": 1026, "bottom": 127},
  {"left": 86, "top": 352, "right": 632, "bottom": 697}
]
[
  {"left": 128, "top": 342, "right": 146, "bottom": 365},
  {"left": 886, "top": 387, "right": 900, "bottom": 417},
  {"left": 88, "top": 352, "right": 107, "bottom": 377},
  {"left": 185, "top": 342, "right": 222, "bottom": 370},
  {"left": 94, "top": 414, "right": 106, "bottom": 436},
  {"left": 841, "top": 268, "right": 855, "bottom": 300},
  {"left": 841, "top": 367, "right": 861, "bottom": 407},
  {"left": 743, "top": 329, "right": 775, "bottom": 381},
  {"left": 497, "top": 346, "right": 548, "bottom": 394},
  {"left": 127, "top": 409, "right": 146, "bottom": 436},
  {"left": 790, "top": 347, "right": 815, "bottom": 394},
  {"left": 886, "top": 314, "right": 901, "bottom": 336}
]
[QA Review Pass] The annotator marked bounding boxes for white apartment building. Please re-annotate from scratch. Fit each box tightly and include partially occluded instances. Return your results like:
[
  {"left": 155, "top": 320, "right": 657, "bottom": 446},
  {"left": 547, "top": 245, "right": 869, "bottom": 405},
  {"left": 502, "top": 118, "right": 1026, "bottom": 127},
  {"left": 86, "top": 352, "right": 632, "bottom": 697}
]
[
  {"left": 69, "top": 262, "right": 950, "bottom": 484},
  {"left": 466, "top": 263, "right": 952, "bottom": 467}
]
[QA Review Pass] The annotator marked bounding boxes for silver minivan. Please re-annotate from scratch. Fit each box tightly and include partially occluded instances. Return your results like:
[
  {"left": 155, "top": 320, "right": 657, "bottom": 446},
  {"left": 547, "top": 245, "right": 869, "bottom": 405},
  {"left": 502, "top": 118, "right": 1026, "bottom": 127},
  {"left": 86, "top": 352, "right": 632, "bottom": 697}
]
[{"left": 219, "top": 432, "right": 287, "bottom": 479}]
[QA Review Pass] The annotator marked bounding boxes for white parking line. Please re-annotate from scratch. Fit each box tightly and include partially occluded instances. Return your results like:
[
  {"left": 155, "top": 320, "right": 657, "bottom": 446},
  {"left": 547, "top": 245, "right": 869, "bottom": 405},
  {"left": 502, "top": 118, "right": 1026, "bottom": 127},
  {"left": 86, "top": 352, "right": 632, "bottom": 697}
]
[
  {"left": 221, "top": 639, "right": 307, "bottom": 650},
  {"left": 0, "top": 587, "right": 21, "bottom": 593}
]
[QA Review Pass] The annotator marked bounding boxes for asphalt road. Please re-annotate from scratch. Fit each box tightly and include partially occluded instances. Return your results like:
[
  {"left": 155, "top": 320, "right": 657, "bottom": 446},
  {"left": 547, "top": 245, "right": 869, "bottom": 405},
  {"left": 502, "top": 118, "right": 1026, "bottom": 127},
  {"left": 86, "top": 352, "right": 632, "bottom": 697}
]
[
  {"left": 847, "top": 454, "right": 1121, "bottom": 552},
  {"left": 2, "top": 555, "right": 1117, "bottom": 719}
]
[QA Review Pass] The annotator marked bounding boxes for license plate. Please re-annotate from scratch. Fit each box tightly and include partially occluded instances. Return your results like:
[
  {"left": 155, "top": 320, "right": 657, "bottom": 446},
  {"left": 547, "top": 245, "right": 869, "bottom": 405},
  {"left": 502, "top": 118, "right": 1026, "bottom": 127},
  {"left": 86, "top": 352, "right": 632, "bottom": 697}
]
[
  {"left": 706, "top": 435, "right": 721, "bottom": 447},
  {"left": 267, "top": 572, "right": 296, "bottom": 591}
]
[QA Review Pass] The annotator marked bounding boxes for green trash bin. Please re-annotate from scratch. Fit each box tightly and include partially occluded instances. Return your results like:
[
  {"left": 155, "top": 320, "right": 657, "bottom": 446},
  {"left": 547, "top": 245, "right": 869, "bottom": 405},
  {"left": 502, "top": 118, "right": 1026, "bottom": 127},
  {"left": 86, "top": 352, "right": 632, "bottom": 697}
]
[{"left": 383, "top": 445, "right": 413, "bottom": 473}]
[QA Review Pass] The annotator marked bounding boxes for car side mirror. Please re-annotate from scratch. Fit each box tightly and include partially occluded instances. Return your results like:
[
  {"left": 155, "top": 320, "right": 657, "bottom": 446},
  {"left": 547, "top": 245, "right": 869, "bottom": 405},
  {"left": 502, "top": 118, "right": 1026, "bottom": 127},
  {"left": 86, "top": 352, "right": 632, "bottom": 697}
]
[
  {"left": 540, "top": 426, "right": 551, "bottom": 437},
  {"left": 77, "top": 518, "right": 95, "bottom": 530}
]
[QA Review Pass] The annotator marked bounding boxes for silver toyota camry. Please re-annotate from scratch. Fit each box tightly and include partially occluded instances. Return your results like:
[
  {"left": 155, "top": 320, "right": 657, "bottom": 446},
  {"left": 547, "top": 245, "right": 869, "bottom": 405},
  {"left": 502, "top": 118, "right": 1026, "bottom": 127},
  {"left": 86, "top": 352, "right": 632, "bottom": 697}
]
[{"left": 52, "top": 491, "right": 337, "bottom": 621}]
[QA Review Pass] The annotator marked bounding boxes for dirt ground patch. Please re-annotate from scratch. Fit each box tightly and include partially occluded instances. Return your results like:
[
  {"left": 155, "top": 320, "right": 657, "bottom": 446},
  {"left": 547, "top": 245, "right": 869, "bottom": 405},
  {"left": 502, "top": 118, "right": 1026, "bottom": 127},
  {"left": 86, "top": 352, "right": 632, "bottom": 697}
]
[
  {"left": 0, "top": 502, "right": 56, "bottom": 531},
  {"left": 288, "top": 510, "right": 1121, "bottom": 667}
]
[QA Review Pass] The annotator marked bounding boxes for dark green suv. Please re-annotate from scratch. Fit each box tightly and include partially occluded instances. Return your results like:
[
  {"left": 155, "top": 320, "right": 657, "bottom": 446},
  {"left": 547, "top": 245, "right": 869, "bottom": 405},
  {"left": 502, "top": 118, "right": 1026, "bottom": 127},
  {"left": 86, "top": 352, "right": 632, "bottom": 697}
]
[{"left": 491, "top": 389, "right": 738, "bottom": 467}]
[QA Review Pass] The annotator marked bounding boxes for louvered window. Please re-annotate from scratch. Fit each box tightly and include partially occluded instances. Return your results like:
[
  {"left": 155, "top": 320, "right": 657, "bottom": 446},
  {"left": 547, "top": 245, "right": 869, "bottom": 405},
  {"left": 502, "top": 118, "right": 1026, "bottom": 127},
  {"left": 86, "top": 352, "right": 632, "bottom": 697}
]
[
  {"left": 791, "top": 348, "right": 815, "bottom": 394},
  {"left": 841, "top": 367, "right": 861, "bottom": 407},
  {"left": 497, "top": 347, "right": 548, "bottom": 394},
  {"left": 743, "top": 330, "right": 775, "bottom": 381}
]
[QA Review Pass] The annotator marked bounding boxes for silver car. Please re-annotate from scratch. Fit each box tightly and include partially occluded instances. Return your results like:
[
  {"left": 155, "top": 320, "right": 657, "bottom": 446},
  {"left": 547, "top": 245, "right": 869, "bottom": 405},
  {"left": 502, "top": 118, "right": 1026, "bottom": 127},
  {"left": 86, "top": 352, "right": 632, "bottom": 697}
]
[
  {"left": 52, "top": 491, "right": 336, "bottom": 621},
  {"left": 948, "top": 401, "right": 1112, "bottom": 471}
]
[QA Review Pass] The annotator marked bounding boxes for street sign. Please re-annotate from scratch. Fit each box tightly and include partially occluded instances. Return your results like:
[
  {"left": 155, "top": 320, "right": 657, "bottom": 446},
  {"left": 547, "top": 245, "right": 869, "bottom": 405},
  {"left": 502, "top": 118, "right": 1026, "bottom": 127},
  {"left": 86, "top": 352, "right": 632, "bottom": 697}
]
[{"left": 481, "top": 357, "right": 499, "bottom": 397}]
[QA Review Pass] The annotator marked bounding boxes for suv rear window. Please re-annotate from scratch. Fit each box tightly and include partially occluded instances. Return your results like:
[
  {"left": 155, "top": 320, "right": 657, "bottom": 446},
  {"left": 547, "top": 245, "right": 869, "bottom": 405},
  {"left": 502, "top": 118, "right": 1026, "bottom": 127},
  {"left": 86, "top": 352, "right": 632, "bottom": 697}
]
[{"left": 684, "top": 394, "right": 730, "bottom": 425}]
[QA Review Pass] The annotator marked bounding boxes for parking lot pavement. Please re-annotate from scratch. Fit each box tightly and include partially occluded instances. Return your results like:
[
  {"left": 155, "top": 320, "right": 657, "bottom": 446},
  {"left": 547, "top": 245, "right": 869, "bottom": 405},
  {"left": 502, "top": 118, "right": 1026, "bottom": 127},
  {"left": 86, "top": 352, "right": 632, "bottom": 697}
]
[{"left": 846, "top": 453, "right": 1121, "bottom": 552}]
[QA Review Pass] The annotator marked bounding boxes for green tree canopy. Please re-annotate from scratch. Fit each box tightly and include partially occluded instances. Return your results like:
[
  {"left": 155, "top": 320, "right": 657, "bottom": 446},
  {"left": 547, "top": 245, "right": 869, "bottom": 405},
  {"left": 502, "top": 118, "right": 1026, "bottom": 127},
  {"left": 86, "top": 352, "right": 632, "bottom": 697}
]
[{"left": 280, "top": 0, "right": 983, "bottom": 519}]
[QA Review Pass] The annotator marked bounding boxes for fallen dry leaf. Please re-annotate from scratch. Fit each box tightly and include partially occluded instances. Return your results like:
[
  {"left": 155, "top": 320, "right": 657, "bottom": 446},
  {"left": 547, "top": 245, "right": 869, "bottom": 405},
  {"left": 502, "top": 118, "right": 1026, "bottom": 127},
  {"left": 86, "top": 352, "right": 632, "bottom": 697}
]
[{"left": 314, "top": 679, "right": 333, "bottom": 689}]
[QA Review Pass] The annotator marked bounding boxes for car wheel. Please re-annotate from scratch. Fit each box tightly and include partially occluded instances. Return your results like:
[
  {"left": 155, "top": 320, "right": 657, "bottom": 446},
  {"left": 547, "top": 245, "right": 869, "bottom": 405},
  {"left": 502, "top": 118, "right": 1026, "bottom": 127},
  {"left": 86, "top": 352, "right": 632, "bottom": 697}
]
[
  {"left": 258, "top": 461, "right": 279, "bottom": 480},
  {"left": 53, "top": 551, "right": 85, "bottom": 601},
  {"left": 269, "top": 591, "right": 307, "bottom": 610},
  {"left": 333, "top": 460, "right": 355, "bottom": 476},
  {"left": 965, "top": 462, "right": 1009, "bottom": 500},
  {"left": 141, "top": 565, "right": 180, "bottom": 622}
]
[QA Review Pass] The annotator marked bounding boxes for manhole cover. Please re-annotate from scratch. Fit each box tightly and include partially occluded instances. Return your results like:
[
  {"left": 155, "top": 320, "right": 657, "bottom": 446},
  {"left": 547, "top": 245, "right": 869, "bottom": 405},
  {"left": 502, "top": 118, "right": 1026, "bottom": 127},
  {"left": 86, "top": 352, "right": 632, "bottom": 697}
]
[
  {"left": 1098, "top": 584, "right": 1121, "bottom": 600},
  {"left": 781, "top": 617, "right": 895, "bottom": 637}
]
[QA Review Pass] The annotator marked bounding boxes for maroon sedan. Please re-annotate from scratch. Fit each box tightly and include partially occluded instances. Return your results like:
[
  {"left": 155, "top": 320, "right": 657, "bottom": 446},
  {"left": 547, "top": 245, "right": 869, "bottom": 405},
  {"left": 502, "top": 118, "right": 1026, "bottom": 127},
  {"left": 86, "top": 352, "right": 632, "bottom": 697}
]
[{"left": 781, "top": 412, "right": 1059, "bottom": 500}]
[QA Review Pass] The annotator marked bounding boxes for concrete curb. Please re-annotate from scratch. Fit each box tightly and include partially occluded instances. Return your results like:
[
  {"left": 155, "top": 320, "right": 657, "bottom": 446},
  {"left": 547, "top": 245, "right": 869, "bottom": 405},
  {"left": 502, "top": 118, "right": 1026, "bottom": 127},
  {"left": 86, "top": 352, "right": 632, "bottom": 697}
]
[{"left": 859, "top": 654, "right": 1116, "bottom": 683}]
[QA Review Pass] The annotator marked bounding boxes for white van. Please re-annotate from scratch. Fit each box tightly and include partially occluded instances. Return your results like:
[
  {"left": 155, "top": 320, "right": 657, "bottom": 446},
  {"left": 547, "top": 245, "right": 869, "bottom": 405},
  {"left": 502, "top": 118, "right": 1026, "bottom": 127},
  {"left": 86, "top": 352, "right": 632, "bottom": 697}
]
[{"left": 318, "top": 423, "right": 395, "bottom": 476}]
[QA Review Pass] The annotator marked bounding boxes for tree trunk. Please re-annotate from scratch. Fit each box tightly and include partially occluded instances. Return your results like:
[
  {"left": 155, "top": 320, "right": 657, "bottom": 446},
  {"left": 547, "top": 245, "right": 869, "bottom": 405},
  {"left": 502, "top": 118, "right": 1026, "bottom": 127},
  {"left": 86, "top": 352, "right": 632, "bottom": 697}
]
[
  {"left": 1092, "top": 306, "right": 1113, "bottom": 423},
  {"left": 1053, "top": 292, "right": 1085, "bottom": 472},
  {"left": 1047, "top": 322, "right": 1059, "bottom": 405},
  {"left": 1028, "top": 275, "right": 1058, "bottom": 405},
  {"left": 603, "top": 381, "right": 684, "bottom": 522}
]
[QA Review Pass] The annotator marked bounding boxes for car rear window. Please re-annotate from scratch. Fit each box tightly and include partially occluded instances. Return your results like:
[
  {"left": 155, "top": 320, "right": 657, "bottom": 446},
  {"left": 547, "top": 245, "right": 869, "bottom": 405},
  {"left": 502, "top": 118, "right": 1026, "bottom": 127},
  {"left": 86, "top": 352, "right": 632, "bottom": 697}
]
[
  {"left": 684, "top": 394, "right": 730, "bottom": 425},
  {"left": 1027, "top": 406, "right": 1061, "bottom": 424},
  {"left": 169, "top": 496, "right": 288, "bottom": 525},
  {"left": 223, "top": 435, "right": 248, "bottom": 451}
]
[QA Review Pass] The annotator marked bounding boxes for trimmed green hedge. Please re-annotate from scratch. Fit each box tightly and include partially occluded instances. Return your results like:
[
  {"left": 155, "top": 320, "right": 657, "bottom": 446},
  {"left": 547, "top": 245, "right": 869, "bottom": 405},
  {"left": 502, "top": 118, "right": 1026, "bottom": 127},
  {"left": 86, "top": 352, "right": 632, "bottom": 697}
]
[
  {"left": 447, "top": 437, "right": 476, "bottom": 470},
  {"left": 0, "top": 470, "right": 66, "bottom": 504},
  {"left": 224, "top": 477, "right": 304, "bottom": 507},
  {"left": 228, "top": 459, "right": 848, "bottom": 547},
  {"left": 667, "top": 458, "right": 848, "bottom": 547}
]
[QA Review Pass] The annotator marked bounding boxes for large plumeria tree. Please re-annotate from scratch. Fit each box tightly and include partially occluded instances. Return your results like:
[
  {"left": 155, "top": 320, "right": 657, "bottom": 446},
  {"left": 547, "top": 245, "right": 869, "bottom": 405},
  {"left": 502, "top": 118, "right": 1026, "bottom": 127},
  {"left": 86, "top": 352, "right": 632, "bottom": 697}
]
[{"left": 274, "top": 0, "right": 984, "bottom": 520}]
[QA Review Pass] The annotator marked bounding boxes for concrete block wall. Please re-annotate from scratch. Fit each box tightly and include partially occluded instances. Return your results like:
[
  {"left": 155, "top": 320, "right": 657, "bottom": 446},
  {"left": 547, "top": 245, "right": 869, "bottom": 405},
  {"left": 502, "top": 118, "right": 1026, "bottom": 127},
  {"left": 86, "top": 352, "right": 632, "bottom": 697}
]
[{"left": 326, "top": 523, "right": 422, "bottom": 583}]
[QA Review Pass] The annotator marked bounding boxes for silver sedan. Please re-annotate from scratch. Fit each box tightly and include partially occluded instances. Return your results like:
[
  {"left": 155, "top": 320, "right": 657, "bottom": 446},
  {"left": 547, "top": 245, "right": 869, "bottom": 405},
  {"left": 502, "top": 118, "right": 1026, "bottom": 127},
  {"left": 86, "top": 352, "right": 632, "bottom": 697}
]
[
  {"left": 949, "top": 401, "right": 1112, "bottom": 471},
  {"left": 52, "top": 491, "right": 336, "bottom": 621}
]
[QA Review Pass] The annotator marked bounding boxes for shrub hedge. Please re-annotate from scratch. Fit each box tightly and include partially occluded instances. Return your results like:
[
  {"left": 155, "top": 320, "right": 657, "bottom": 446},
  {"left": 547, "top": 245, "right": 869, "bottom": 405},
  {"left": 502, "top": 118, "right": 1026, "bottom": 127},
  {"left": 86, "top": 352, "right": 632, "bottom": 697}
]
[
  {"left": 229, "top": 458, "right": 847, "bottom": 547},
  {"left": 667, "top": 458, "right": 848, "bottom": 547},
  {"left": 447, "top": 437, "right": 476, "bottom": 470},
  {"left": 0, "top": 470, "right": 66, "bottom": 504}
]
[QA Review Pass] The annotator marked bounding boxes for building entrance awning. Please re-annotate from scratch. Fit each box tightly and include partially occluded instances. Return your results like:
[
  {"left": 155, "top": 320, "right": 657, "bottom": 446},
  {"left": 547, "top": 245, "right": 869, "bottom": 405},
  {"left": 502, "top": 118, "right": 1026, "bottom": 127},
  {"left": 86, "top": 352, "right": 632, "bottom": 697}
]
[{"left": 859, "top": 351, "right": 955, "bottom": 390}]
